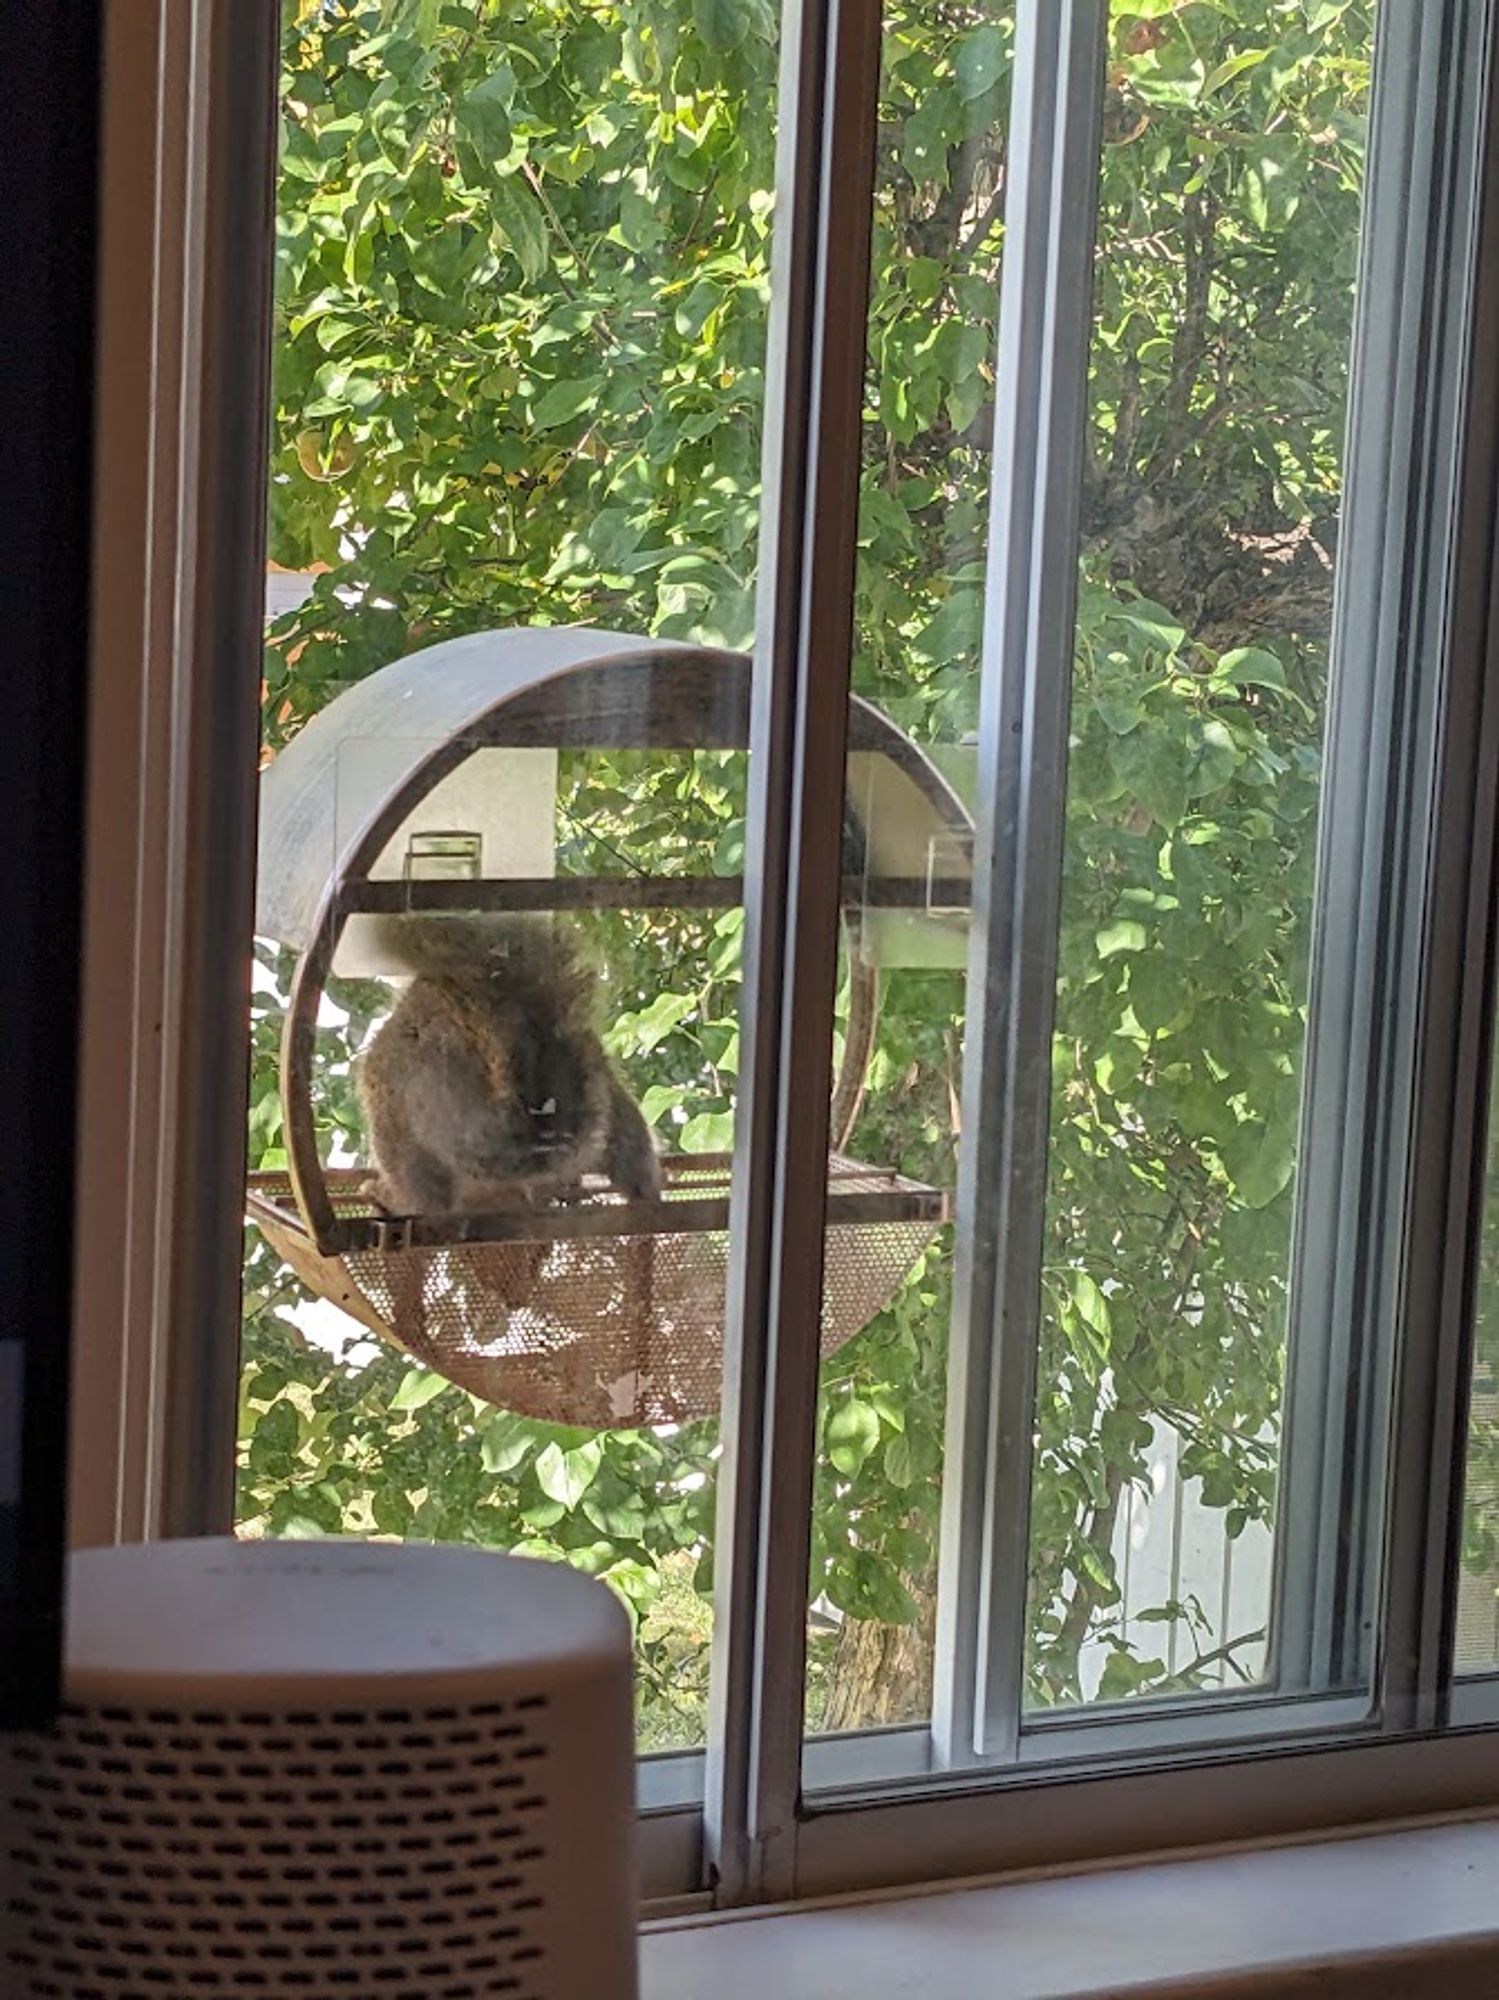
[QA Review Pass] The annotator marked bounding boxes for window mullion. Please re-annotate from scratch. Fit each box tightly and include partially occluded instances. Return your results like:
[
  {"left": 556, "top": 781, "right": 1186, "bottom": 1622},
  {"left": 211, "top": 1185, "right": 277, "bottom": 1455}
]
[
  {"left": 931, "top": 0, "right": 1108, "bottom": 1769},
  {"left": 703, "top": 0, "right": 882, "bottom": 1909},
  {"left": 162, "top": 0, "right": 280, "bottom": 1536}
]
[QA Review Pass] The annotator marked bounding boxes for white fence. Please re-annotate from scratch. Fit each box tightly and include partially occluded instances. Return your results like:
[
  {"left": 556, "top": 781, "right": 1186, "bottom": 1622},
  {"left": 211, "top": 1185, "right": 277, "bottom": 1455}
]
[{"left": 1077, "top": 1416, "right": 1273, "bottom": 1699}]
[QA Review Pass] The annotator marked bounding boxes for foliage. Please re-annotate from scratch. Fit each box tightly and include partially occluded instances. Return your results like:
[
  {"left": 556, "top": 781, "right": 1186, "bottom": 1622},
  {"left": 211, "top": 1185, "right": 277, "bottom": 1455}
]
[{"left": 242, "top": 0, "right": 1377, "bottom": 1741}]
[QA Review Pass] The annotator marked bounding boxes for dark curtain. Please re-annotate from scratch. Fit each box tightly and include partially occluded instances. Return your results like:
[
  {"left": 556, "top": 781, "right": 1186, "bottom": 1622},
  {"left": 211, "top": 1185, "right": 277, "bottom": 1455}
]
[{"left": 0, "top": 0, "right": 103, "bottom": 1727}]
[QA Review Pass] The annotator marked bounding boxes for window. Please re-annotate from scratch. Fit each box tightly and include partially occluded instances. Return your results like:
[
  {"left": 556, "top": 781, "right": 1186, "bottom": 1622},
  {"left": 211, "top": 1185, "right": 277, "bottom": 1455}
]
[{"left": 79, "top": 0, "right": 1499, "bottom": 1918}]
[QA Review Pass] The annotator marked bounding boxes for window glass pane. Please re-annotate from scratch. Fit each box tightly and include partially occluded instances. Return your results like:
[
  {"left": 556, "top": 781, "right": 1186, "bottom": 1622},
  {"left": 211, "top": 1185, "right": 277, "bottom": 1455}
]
[
  {"left": 798, "top": 4, "right": 1014, "bottom": 1739},
  {"left": 1028, "top": 1, "right": 1373, "bottom": 1709},
  {"left": 799, "top": 0, "right": 1379, "bottom": 1766},
  {"left": 243, "top": 0, "right": 779, "bottom": 1758}
]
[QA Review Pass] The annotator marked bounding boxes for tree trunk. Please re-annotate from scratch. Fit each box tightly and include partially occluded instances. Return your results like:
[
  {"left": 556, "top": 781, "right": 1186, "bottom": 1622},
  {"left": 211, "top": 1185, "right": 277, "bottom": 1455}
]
[{"left": 819, "top": 1577, "right": 937, "bottom": 1732}]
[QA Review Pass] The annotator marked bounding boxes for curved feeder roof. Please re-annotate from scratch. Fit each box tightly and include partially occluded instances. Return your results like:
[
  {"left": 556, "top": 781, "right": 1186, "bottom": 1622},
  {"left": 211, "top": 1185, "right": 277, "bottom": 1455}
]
[{"left": 256, "top": 626, "right": 971, "bottom": 966}]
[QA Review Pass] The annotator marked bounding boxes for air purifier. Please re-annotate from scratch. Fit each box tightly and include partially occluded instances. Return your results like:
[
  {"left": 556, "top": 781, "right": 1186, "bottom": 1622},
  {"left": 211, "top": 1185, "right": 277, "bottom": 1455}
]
[{"left": 1, "top": 1536, "right": 639, "bottom": 1998}]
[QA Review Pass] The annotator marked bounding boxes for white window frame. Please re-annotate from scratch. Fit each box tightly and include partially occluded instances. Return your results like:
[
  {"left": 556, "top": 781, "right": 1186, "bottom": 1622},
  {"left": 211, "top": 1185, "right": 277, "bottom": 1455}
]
[{"left": 74, "top": 0, "right": 1499, "bottom": 1920}]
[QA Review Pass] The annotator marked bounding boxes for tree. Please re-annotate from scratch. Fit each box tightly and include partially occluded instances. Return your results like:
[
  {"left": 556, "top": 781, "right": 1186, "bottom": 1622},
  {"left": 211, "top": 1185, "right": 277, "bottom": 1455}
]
[{"left": 241, "top": 0, "right": 1375, "bottom": 1740}]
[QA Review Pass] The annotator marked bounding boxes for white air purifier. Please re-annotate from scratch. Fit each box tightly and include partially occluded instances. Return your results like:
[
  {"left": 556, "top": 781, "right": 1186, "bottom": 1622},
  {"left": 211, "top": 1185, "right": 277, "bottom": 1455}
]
[{"left": 1, "top": 1537, "right": 640, "bottom": 1998}]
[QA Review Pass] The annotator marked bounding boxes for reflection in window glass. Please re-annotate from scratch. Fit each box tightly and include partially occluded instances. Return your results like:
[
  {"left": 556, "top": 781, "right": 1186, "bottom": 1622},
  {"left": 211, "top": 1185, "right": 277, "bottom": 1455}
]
[
  {"left": 1030, "top": 1, "right": 1373, "bottom": 1707},
  {"left": 241, "top": 0, "right": 779, "bottom": 1755}
]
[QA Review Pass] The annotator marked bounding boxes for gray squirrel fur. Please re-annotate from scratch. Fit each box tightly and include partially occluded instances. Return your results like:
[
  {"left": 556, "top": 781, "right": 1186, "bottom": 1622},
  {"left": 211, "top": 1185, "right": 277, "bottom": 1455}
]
[{"left": 356, "top": 912, "right": 662, "bottom": 1216}]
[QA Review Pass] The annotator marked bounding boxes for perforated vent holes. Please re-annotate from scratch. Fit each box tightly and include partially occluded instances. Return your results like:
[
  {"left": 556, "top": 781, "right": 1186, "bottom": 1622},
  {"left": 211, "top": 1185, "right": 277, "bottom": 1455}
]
[{"left": 4, "top": 1693, "right": 555, "bottom": 1999}]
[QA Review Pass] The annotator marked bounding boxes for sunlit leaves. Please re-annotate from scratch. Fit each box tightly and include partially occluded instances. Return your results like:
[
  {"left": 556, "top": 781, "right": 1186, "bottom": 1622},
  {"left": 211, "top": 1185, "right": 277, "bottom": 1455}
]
[
  {"left": 390, "top": 1366, "right": 449, "bottom": 1411},
  {"left": 826, "top": 1398, "right": 882, "bottom": 1478},
  {"left": 535, "top": 1438, "right": 605, "bottom": 1509}
]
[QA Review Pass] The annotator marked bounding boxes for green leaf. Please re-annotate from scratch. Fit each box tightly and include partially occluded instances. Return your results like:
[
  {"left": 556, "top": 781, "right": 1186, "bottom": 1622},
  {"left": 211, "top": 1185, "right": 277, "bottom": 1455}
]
[
  {"left": 1099, "top": 1406, "right": 1154, "bottom": 1463},
  {"left": 1187, "top": 717, "right": 1241, "bottom": 797},
  {"left": 912, "top": 589, "right": 983, "bottom": 665},
  {"left": 535, "top": 1439, "right": 604, "bottom": 1510},
  {"left": 829, "top": 1550, "right": 920, "bottom": 1625},
  {"left": 1075, "top": 1541, "right": 1119, "bottom": 1600},
  {"left": 277, "top": 1515, "right": 328, "bottom": 1540},
  {"left": 1243, "top": 138, "right": 1304, "bottom": 232},
  {"left": 1221, "top": 1119, "right": 1297, "bottom": 1210},
  {"left": 390, "top": 1367, "right": 448, "bottom": 1411},
  {"left": 1217, "top": 646, "right": 1286, "bottom": 690},
  {"left": 617, "top": 186, "right": 663, "bottom": 254},
  {"left": 639, "top": 1082, "right": 691, "bottom": 1128},
  {"left": 1128, "top": 953, "right": 1181, "bottom": 1034},
  {"left": 455, "top": 72, "right": 512, "bottom": 160},
  {"left": 693, "top": 0, "right": 748, "bottom": 53},
  {"left": 680, "top": 1111, "right": 736, "bottom": 1153},
  {"left": 1069, "top": 1270, "right": 1111, "bottom": 1341},
  {"left": 312, "top": 361, "right": 383, "bottom": 412},
  {"left": 954, "top": 23, "right": 1009, "bottom": 103},
  {"left": 946, "top": 366, "right": 988, "bottom": 434},
  {"left": 612, "top": 989, "right": 697, "bottom": 1054},
  {"left": 583, "top": 1491, "right": 649, "bottom": 1539},
  {"left": 906, "top": 257, "right": 944, "bottom": 305},
  {"left": 531, "top": 376, "right": 603, "bottom": 431},
  {"left": 883, "top": 1433, "right": 915, "bottom": 1489},
  {"left": 491, "top": 171, "right": 549, "bottom": 282},
  {"left": 1094, "top": 687, "right": 1146, "bottom": 735},
  {"left": 1203, "top": 48, "right": 1268, "bottom": 96},
  {"left": 580, "top": 506, "right": 646, "bottom": 571},
  {"left": 1097, "top": 1649, "right": 1166, "bottom": 1699},
  {"left": 566, "top": 1540, "right": 620, "bottom": 1576},
  {"left": 1094, "top": 1037, "right": 1143, "bottom": 1096},
  {"left": 826, "top": 1397, "right": 881, "bottom": 1476},
  {"left": 481, "top": 1413, "right": 538, "bottom": 1475},
  {"left": 1096, "top": 918, "right": 1147, "bottom": 958},
  {"left": 1107, "top": 728, "right": 1189, "bottom": 829},
  {"left": 1111, "top": 598, "right": 1187, "bottom": 654}
]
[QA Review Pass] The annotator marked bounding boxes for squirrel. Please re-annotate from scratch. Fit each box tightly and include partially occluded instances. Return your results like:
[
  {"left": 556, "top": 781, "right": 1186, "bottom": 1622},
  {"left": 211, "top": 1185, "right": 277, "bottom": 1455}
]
[{"left": 356, "top": 912, "right": 663, "bottom": 1217}]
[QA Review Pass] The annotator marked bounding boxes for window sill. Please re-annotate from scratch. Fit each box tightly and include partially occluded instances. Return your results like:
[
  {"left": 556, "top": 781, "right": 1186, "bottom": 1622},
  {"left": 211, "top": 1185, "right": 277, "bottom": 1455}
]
[{"left": 640, "top": 1814, "right": 1499, "bottom": 1997}]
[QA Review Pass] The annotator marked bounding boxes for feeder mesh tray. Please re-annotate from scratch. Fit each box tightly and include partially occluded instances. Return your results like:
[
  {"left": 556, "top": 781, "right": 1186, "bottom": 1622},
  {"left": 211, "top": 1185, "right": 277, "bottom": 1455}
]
[{"left": 249, "top": 1158, "right": 943, "bottom": 1427}]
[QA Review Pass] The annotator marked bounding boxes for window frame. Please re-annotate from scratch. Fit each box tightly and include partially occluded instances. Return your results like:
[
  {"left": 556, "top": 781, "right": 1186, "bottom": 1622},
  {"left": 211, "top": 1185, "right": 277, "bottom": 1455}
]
[
  {"left": 73, "top": 0, "right": 278, "bottom": 1548},
  {"left": 78, "top": 0, "right": 1499, "bottom": 1921},
  {"left": 1271, "top": 0, "right": 1499, "bottom": 1716},
  {"left": 703, "top": 0, "right": 885, "bottom": 1909}
]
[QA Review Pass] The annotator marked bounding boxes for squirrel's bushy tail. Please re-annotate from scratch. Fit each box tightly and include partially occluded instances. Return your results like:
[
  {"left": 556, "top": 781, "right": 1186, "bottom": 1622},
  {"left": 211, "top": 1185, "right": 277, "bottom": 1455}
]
[{"left": 364, "top": 911, "right": 596, "bottom": 1016}]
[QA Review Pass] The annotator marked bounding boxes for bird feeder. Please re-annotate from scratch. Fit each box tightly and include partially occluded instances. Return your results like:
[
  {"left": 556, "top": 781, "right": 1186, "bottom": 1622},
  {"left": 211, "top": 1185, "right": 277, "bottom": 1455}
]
[{"left": 248, "top": 628, "right": 971, "bottom": 1427}]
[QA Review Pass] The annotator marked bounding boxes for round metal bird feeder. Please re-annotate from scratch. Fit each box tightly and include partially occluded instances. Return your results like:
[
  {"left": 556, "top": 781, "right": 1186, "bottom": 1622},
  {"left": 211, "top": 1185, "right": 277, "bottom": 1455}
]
[{"left": 248, "top": 628, "right": 971, "bottom": 1426}]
